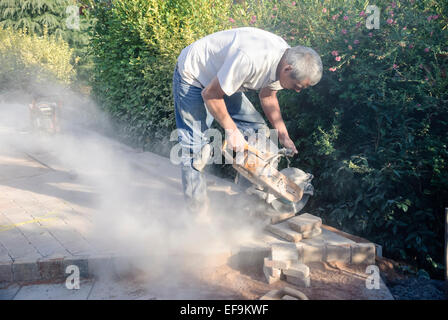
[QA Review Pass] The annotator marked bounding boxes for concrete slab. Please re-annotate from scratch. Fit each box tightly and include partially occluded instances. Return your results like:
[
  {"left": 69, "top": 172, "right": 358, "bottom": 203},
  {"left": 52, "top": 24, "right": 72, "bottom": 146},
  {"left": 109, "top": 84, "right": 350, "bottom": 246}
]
[
  {"left": 266, "top": 221, "right": 302, "bottom": 243},
  {"left": 0, "top": 283, "right": 20, "bottom": 300},
  {"left": 351, "top": 243, "right": 376, "bottom": 264},
  {"left": 285, "top": 274, "right": 311, "bottom": 288},
  {"left": 326, "top": 244, "right": 351, "bottom": 263},
  {"left": 287, "top": 213, "right": 322, "bottom": 233},
  {"left": 283, "top": 262, "right": 310, "bottom": 279},
  {"left": 13, "top": 279, "right": 94, "bottom": 300},
  {"left": 87, "top": 278, "right": 149, "bottom": 300},
  {"left": 271, "top": 243, "right": 299, "bottom": 262}
]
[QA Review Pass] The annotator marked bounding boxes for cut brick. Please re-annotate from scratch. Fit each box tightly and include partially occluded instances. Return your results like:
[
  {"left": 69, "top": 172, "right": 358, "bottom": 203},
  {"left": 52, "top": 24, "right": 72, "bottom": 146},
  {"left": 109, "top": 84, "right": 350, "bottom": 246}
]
[
  {"left": 12, "top": 259, "right": 41, "bottom": 281},
  {"left": 263, "top": 264, "right": 280, "bottom": 284},
  {"left": 285, "top": 274, "right": 310, "bottom": 288},
  {"left": 271, "top": 243, "right": 298, "bottom": 263},
  {"left": 0, "top": 261, "right": 13, "bottom": 282},
  {"left": 295, "top": 243, "right": 304, "bottom": 264},
  {"left": 282, "top": 294, "right": 299, "bottom": 300},
  {"left": 302, "top": 243, "right": 325, "bottom": 263},
  {"left": 283, "top": 286, "right": 309, "bottom": 300},
  {"left": 264, "top": 273, "right": 280, "bottom": 284},
  {"left": 351, "top": 243, "right": 376, "bottom": 264},
  {"left": 325, "top": 244, "right": 351, "bottom": 263},
  {"left": 302, "top": 227, "right": 322, "bottom": 239},
  {"left": 287, "top": 213, "right": 322, "bottom": 233},
  {"left": 264, "top": 257, "right": 290, "bottom": 270},
  {"left": 266, "top": 222, "right": 302, "bottom": 243},
  {"left": 263, "top": 262, "right": 281, "bottom": 278},
  {"left": 282, "top": 262, "right": 310, "bottom": 279}
]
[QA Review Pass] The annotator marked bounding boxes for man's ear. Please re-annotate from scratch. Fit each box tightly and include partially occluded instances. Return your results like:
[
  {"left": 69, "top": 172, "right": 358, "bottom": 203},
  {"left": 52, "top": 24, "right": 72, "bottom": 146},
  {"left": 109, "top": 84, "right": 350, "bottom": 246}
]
[{"left": 283, "top": 64, "right": 293, "bottom": 74}]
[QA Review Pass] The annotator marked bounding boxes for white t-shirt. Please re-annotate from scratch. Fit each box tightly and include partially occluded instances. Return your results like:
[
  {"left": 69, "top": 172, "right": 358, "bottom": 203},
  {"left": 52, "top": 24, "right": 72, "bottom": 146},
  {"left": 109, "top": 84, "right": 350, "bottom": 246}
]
[{"left": 177, "top": 27, "right": 290, "bottom": 96}]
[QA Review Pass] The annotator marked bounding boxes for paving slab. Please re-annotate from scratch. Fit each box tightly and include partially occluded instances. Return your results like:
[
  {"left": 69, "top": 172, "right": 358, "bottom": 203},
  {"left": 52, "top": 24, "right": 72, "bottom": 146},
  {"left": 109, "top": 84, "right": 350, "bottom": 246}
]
[
  {"left": 266, "top": 221, "right": 302, "bottom": 243},
  {"left": 287, "top": 213, "right": 322, "bottom": 233},
  {"left": 0, "top": 283, "right": 20, "bottom": 300},
  {"left": 87, "top": 278, "right": 150, "bottom": 300},
  {"left": 13, "top": 279, "right": 94, "bottom": 300}
]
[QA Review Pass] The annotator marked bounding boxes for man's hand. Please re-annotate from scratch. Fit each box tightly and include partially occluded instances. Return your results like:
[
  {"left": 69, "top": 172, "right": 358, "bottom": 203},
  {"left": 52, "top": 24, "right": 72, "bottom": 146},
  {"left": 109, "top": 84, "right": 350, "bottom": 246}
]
[
  {"left": 279, "top": 133, "right": 298, "bottom": 154},
  {"left": 226, "top": 128, "right": 247, "bottom": 151}
]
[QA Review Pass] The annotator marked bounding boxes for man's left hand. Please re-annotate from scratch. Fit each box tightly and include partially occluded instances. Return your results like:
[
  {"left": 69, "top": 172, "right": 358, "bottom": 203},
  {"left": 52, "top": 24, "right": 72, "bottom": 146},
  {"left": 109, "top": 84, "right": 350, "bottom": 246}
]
[{"left": 279, "top": 134, "right": 298, "bottom": 154}]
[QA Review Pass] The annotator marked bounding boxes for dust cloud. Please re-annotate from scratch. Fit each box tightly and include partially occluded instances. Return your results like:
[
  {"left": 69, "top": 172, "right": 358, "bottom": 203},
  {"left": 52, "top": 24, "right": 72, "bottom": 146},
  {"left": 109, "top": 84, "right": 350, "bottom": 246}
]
[{"left": 0, "top": 81, "right": 265, "bottom": 293}]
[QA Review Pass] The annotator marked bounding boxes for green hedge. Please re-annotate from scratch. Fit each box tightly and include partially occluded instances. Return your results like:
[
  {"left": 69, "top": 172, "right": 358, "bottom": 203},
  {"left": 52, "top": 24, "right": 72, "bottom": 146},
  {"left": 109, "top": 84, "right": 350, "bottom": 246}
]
[
  {"left": 89, "top": 0, "right": 233, "bottom": 150},
  {"left": 89, "top": 0, "right": 448, "bottom": 277}
]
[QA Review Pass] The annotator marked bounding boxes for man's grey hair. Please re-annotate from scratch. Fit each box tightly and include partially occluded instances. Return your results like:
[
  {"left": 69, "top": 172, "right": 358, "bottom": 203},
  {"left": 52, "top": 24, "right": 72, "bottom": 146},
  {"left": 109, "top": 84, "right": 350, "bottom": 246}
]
[{"left": 283, "top": 46, "right": 323, "bottom": 86}]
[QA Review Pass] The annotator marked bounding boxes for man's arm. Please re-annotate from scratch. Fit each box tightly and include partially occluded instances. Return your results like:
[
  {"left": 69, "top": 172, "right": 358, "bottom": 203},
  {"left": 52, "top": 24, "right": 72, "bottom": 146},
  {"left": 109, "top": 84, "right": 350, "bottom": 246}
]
[
  {"left": 259, "top": 87, "right": 298, "bottom": 153},
  {"left": 201, "top": 76, "right": 246, "bottom": 149}
]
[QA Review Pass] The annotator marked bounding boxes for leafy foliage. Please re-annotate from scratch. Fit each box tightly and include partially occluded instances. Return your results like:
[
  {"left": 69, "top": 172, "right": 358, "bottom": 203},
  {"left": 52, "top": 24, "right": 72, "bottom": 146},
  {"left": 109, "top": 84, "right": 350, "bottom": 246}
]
[
  {"left": 0, "top": 0, "right": 95, "bottom": 83},
  {"left": 0, "top": 27, "right": 75, "bottom": 91},
  {"left": 247, "top": 0, "right": 447, "bottom": 277}
]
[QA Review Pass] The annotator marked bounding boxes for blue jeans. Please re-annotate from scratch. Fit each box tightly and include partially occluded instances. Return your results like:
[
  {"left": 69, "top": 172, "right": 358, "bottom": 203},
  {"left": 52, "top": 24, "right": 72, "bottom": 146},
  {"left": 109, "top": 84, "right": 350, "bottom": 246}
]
[{"left": 172, "top": 64, "right": 269, "bottom": 206}]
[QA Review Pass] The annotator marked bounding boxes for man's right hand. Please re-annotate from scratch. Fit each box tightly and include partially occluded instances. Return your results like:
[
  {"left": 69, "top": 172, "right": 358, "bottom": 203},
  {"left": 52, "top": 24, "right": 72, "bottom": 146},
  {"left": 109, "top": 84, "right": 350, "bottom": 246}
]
[{"left": 226, "top": 128, "right": 247, "bottom": 151}]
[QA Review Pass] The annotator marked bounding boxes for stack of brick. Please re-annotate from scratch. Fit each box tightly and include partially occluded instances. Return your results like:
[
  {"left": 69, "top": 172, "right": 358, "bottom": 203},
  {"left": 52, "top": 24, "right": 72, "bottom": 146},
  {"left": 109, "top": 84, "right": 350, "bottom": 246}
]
[
  {"left": 263, "top": 243, "right": 311, "bottom": 287},
  {"left": 297, "top": 241, "right": 376, "bottom": 264},
  {"left": 262, "top": 236, "right": 377, "bottom": 286},
  {"left": 265, "top": 213, "right": 322, "bottom": 243}
]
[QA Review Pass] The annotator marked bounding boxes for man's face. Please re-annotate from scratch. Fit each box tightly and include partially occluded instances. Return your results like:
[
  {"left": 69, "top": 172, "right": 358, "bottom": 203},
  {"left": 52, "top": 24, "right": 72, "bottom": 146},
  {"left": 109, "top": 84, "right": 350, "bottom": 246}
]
[{"left": 279, "top": 65, "right": 311, "bottom": 93}]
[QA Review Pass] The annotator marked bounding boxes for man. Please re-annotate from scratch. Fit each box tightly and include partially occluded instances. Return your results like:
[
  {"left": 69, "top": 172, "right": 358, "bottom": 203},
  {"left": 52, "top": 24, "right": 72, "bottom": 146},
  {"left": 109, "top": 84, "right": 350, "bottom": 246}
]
[{"left": 172, "top": 27, "right": 323, "bottom": 219}]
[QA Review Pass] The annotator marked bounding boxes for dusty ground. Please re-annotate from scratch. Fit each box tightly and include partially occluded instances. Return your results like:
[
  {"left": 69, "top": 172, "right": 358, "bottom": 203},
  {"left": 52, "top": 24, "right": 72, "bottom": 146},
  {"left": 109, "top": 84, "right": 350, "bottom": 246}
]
[
  {"left": 113, "top": 257, "right": 394, "bottom": 300},
  {"left": 4, "top": 244, "right": 443, "bottom": 300}
]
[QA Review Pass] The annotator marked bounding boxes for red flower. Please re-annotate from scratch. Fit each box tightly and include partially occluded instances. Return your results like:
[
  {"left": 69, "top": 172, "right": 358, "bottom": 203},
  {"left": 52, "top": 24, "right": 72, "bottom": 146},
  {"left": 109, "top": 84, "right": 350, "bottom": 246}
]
[
  {"left": 331, "top": 50, "right": 339, "bottom": 56},
  {"left": 329, "top": 67, "right": 337, "bottom": 72}
]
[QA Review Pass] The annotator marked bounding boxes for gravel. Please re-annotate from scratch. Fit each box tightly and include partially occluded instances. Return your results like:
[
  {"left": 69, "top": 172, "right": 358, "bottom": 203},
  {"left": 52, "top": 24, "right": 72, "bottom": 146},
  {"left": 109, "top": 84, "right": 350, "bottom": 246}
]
[{"left": 388, "top": 277, "right": 447, "bottom": 300}]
